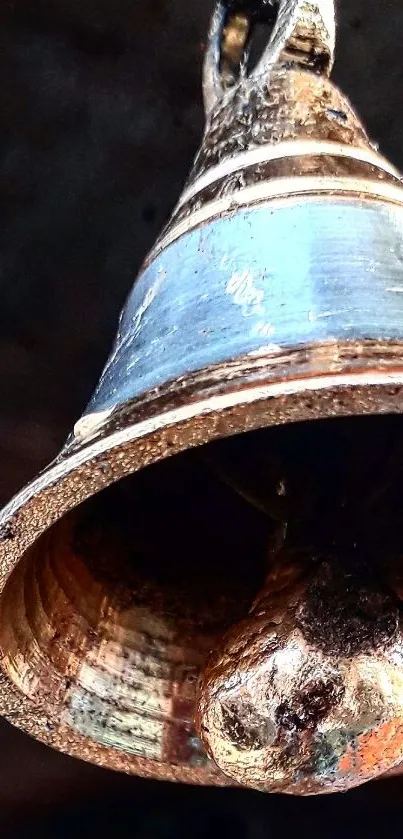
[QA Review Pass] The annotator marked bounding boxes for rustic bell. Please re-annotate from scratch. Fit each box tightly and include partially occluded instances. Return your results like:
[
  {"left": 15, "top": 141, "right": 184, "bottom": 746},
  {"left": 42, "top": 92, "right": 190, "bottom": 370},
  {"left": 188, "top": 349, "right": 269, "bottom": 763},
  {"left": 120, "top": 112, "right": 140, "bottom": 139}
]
[{"left": 2, "top": 0, "right": 403, "bottom": 796}]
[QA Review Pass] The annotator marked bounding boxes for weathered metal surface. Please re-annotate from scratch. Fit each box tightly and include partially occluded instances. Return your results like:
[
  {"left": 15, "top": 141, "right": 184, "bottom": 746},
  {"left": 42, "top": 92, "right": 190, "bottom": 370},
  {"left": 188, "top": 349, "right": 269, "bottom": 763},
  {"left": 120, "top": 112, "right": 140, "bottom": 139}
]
[
  {"left": 83, "top": 199, "right": 403, "bottom": 422},
  {"left": 1, "top": 0, "right": 403, "bottom": 797},
  {"left": 199, "top": 543, "right": 403, "bottom": 794}
]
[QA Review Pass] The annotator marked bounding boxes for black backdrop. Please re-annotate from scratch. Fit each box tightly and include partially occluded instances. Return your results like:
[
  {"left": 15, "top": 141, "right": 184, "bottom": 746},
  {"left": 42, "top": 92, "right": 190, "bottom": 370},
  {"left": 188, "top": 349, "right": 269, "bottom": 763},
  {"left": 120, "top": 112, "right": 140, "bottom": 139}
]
[{"left": 1, "top": 1, "right": 403, "bottom": 835}]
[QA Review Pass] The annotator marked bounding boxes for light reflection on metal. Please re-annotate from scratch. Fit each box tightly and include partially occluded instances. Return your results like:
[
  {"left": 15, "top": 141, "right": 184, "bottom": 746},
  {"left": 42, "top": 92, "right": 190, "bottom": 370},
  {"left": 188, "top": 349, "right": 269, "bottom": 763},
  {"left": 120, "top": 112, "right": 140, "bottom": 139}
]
[{"left": 0, "top": 0, "right": 403, "bottom": 796}]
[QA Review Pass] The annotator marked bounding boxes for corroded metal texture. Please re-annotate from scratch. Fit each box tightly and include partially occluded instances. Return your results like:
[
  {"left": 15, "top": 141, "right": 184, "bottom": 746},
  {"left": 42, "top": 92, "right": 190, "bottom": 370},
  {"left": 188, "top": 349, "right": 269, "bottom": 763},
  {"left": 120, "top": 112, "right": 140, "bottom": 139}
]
[
  {"left": 0, "top": 0, "right": 403, "bottom": 796},
  {"left": 77, "top": 0, "right": 403, "bottom": 433},
  {"left": 196, "top": 424, "right": 403, "bottom": 794},
  {"left": 198, "top": 551, "right": 403, "bottom": 794}
]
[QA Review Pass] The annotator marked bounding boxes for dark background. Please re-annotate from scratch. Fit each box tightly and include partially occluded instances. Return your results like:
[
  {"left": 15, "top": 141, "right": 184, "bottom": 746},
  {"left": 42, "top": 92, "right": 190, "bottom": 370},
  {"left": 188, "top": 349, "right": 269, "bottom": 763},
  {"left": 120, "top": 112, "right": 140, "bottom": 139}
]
[{"left": 1, "top": 0, "right": 403, "bottom": 835}]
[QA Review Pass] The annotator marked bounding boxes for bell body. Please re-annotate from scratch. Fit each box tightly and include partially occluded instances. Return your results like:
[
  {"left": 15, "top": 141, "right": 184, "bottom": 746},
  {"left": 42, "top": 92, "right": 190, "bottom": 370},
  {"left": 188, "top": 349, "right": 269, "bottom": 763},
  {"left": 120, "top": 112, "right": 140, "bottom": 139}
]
[
  {"left": 1, "top": 0, "right": 403, "bottom": 794},
  {"left": 78, "top": 65, "right": 403, "bottom": 438}
]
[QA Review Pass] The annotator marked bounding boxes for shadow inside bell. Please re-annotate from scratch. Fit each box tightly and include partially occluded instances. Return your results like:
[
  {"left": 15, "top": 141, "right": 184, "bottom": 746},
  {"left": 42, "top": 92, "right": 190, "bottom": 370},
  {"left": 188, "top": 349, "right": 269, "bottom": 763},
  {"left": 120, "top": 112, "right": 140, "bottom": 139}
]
[{"left": 2, "top": 413, "right": 403, "bottom": 768}]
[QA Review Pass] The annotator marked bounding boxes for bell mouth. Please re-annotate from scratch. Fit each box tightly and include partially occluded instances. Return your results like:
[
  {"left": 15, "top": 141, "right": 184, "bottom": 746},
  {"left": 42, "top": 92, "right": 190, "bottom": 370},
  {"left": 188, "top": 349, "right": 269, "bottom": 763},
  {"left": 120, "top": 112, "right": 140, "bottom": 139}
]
[
  {"left": 0, "top": 368, "right": 402, "bottom": 782},
  {"left": 0, "top": 446, "right": 269, "bottom": 784}
]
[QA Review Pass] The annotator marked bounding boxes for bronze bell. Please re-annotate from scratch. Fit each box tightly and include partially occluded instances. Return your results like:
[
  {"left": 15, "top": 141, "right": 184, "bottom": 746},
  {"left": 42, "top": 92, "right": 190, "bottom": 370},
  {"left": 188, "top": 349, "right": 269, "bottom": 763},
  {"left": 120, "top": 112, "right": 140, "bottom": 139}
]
[{"left": 2, "top": 0, "right": 403, "bottom": 796}]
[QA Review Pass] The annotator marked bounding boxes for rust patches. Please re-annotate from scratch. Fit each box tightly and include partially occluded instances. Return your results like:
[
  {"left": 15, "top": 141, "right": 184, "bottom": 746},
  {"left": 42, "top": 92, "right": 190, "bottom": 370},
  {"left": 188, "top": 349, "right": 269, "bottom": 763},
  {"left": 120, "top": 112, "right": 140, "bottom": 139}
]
[{"left": 275, "top": 679, "right": 345, "bottom": 733}]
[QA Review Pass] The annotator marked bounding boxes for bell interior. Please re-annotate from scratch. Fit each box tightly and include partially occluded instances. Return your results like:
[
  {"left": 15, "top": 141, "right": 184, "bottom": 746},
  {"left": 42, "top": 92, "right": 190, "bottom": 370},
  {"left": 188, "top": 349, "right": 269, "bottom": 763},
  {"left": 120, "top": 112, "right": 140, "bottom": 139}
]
[{"left": 0, "top": 413, "right": 402, "bottom": 765}]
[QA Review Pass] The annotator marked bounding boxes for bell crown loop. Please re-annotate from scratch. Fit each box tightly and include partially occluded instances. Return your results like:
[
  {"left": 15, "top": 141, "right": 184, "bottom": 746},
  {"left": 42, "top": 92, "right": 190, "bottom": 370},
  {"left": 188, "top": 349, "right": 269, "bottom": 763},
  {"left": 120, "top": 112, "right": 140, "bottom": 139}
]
[{"left": 203, "top": 0, "right": 336, "bottom": 116}]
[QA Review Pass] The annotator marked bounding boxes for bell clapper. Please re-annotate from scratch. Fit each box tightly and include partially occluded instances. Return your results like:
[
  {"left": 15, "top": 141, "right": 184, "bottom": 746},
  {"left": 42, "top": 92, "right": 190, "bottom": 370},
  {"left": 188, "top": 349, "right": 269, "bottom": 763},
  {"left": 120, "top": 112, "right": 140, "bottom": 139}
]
[{"left": 198, "top": 429, "right": 403, "bottom": 794}]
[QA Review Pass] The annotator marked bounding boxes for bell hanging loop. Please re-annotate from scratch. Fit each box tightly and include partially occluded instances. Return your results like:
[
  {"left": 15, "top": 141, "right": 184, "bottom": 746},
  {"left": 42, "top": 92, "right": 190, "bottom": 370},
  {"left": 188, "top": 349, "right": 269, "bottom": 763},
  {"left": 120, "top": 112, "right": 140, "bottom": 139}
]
[
  {"left": 1, "top": 0, "right": 403, "bottom": 799},
  {"left": 203, "top": 0, "right": 336, "bottom": 116}
]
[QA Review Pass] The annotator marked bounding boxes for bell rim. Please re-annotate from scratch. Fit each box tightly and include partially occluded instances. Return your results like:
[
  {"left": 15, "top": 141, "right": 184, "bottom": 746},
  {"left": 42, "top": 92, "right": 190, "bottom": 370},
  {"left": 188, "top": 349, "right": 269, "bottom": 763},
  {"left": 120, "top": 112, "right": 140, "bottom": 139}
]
[{"left": 1, "top": 345, "right": 403, "bottom": 780}]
